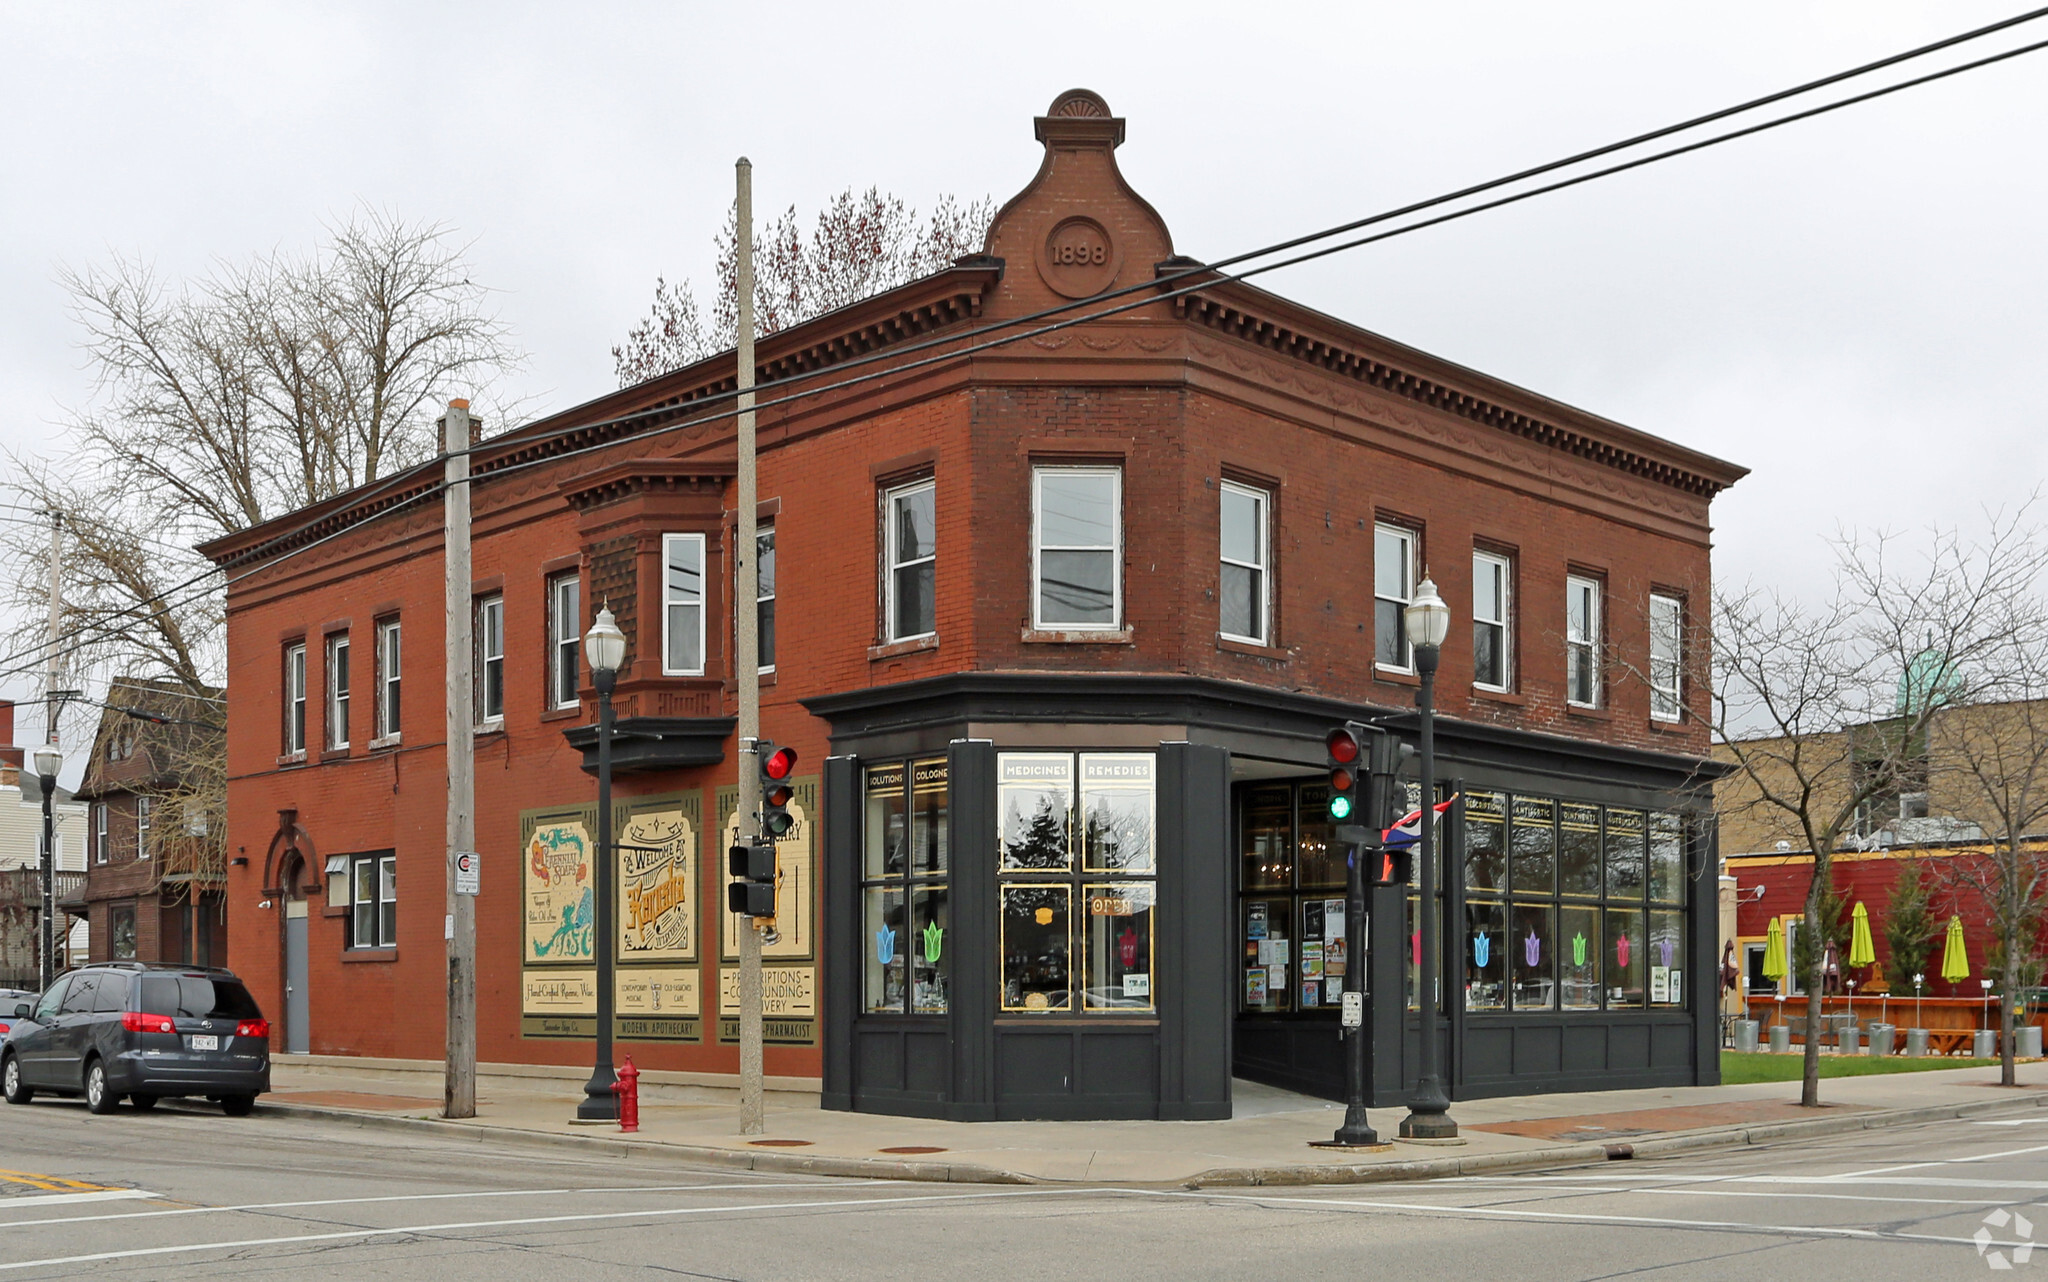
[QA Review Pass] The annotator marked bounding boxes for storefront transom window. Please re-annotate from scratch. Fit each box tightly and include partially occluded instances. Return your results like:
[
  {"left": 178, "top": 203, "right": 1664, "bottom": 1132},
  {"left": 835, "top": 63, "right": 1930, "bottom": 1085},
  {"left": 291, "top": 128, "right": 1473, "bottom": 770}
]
[{"left": 997, "top": 752, "right": 1156, "bottom": 1013}]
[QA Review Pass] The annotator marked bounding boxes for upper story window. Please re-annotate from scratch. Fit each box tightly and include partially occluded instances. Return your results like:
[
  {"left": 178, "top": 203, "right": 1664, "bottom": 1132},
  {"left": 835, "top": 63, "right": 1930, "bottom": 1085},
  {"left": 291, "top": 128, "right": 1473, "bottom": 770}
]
[
  {"left": 548, "top": 573, "right": 581, "bottom": 711},
  {"left": 1374, "top": 523, "right": 1417, "bottom": 671},
  {"left": 1219, "top": 481, "right": 1270, "bottom": 645},
  {"left": 283, "top": 642, "right": 307, "bottom": 756},
  {"left": 93, "top": 803, "right": 108, "bottom": 866},
  {"left": 325, "top": 634, "right": 351, "bottom": 750},
  {"left": 475, "top": 594, "right": 505, "bottom": 726},
  {"left": 374, "top": 618, "right": 401, "bottom": 742},
  {"left": 1473, "top": 550, "right": 1512, "bottom": 691},
  {"left": 1649, "top": 592, "right": 1683, "bottom": 722},
  {"left": 1566, "top": 574, "right": 1602, "bottom": 708},
  {"left": 663, "top": 533, "right": 706, "bottom": 676},
  {"left": 135, "top": 795, "right": 152, "bottom": 860},
  {"left": 885, "top": 479, "right": 936, "bottom": 642},
  {"left": 1032, "top": 466, "right": 1121, "bottom": 631},
  {"left": 757, "top": 527, "right": 776, "bottom": 673}
]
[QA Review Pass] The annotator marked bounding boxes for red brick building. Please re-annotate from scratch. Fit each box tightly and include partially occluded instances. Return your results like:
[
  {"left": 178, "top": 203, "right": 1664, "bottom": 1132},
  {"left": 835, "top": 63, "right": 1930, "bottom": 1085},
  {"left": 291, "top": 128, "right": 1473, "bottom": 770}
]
[{"left": 207, "top": 91, "right": 1745, "bottom": 1119}]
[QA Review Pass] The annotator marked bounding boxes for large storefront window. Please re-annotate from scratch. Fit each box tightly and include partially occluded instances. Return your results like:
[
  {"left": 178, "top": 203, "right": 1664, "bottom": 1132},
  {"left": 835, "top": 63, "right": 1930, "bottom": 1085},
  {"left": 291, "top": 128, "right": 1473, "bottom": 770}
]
[
  {"left": 1236, "top": 782, "right": 1349, "bottom": 1015},
  {"left": 862, "top": 760, "right": 949, "bottom": 1015},
  {"left": 1463, "top": 789, "right": 1691, "bottom": 1013},
  {"left": 998, "top": 752, "right": 1156, "bottom": 1012}
]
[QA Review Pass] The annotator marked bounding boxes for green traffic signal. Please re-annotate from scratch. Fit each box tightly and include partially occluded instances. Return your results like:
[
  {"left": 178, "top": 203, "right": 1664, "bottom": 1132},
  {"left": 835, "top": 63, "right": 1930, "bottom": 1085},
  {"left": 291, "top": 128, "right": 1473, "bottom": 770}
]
[{"left": 1329, "top": 793, "right": 1353, "bottom": 820}]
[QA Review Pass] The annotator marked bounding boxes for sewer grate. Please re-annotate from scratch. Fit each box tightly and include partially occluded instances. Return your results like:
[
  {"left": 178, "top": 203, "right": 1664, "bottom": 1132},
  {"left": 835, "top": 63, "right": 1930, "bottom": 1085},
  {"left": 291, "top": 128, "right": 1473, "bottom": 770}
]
[
  {"left": 747, "top": 1139, "right": 815, "bottom": 1147},
  {"left": 878, "top": 1146, "right": 949, "bottom": 1154}
]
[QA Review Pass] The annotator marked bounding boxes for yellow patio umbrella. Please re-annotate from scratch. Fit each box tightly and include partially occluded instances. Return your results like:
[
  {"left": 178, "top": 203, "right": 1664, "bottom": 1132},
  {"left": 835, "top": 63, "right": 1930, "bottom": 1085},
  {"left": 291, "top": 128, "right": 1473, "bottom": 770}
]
[
  {"left": 1761, "top": 917, "right": 1788, "bottom": 1030},
  {"left": 1848, "top": 902, "right": 1876, "bottom": 968},
  {"left": 1941, "top": 915, "right": 1970, "bottom": 984}
]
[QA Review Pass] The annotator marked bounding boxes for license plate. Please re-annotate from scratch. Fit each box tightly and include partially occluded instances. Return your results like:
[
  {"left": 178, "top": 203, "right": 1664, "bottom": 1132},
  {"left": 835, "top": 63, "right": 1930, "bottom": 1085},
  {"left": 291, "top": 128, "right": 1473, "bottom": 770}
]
[{"left": 188, "top": 1034, "right": 218, "bottom": 1051}]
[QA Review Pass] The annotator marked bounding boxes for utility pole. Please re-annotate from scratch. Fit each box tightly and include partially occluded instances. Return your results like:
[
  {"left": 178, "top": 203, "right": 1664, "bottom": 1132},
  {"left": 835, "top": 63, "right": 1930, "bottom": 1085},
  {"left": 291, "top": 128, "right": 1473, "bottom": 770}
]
[
  {"left": 42, "top": 511, "right": 61, "bottom": 989},
  {"left": 733, "top": 157, "right": 765, "bottom": 1135},
  {"left": 442, "top": 399, "right": 478, "bottom": 1119}
]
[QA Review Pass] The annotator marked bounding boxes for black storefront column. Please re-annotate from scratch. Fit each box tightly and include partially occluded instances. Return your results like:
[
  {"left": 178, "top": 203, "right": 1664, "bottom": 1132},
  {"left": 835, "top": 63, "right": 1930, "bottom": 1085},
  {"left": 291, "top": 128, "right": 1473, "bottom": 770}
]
[
  {"left": 819, "top": 754, "right": 862, "bottom": 1113},
  {"left": 1157, "top": 741, "right": 1233, "bottom": 1120},
  {"left": 947, "top": 738, "right": 999, "bottom": 1120},
  {"left": 1689, "top": 814, "right": 1723, "bottom": 1085}
]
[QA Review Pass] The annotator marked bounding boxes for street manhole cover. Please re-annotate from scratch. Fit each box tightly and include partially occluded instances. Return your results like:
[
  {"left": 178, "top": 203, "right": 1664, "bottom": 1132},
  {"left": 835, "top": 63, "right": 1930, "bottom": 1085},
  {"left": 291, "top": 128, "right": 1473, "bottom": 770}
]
[
  {"left": 879, "top": 1146, "right": 948, "bottom": 1154},
  {"left": 747, "top": 1139, "right": 814, "bottom": 1147}
]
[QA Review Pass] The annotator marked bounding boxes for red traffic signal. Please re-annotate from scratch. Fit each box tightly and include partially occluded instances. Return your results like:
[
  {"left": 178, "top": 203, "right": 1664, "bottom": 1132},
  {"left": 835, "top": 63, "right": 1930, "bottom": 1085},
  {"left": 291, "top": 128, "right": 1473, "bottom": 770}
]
[
  {"left": 1325, "top": 727, "right": 1361, "bottom": 764},
  {"left": 758, "top": 740, "right": 798, "bottom": 838},
  {"left": 1326, "top": 724, "right": 1364, "bottom": 822},
  {"left": 763, "top": 745, "right": 797, "bottom": 781}
]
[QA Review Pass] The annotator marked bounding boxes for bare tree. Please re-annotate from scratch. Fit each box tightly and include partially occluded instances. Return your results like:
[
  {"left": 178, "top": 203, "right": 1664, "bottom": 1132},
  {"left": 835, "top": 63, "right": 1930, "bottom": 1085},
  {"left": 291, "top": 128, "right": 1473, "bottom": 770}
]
[
  {"left": 2, "top": 207, "right": 520, "bottom": 701},
  {"left": 1701, "top": 514, "right": 2046, "bottom": 1106},
  {"left": 613, "top": 188, "right": 992, "bottom": 386},
  {"left": 1926, "top": 637, "right": 2048, "bottom": 1086}
]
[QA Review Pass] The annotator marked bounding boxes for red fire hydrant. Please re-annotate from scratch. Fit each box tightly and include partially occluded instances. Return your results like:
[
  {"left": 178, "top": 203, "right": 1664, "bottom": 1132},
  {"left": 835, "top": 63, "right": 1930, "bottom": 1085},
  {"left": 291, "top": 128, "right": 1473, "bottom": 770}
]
[{"left": 611, "top": 1055, "right": 640, "bottom": 1133}]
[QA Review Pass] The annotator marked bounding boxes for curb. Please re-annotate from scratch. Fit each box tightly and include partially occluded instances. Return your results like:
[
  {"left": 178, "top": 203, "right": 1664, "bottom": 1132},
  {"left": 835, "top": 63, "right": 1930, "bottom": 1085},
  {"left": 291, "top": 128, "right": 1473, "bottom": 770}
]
[{"left": 193, "top": 1087, "right": 2048, "bottom": 1189}]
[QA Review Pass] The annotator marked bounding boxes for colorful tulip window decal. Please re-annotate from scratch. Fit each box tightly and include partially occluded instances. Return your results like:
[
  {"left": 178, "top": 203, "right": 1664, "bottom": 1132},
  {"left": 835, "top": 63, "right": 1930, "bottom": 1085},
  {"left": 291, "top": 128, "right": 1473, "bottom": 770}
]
[
  {"left": 1035, "top": 906, "right": 1055, "bottom": 926},
  {"left": 1473, "top": 931, "right": 1492, "bottom": 969},
  {"left": 1571, "top": 932, "right": 1588, "bottom": 968},
  {"left": 875, "top": 924, "right": 896, "bottom": 965},
  {"left": 1655, "top": 937, "right": 1674, "bottom": 968},
  {"left": 1119, "top": 925, "right": 1140, "bottom": 968},
  {"left": 1524, "top": 929, "right": 1542, "bottom": 967},
  {"left": 1412, "top": 928, "right": 1422, "bottom": 966},
  {"left": 1615, "top": 933, "right": 1630, "bottom": 969},
  {"left": 921, "top": 921, "right": 944, "bottom": 964}
]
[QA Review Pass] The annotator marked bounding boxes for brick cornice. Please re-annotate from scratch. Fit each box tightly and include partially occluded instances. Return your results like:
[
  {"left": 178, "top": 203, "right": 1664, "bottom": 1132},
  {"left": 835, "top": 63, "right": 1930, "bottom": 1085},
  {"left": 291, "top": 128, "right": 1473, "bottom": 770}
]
[{"left": 1163, "top": 267, "right": 1747, "bottom": 500}]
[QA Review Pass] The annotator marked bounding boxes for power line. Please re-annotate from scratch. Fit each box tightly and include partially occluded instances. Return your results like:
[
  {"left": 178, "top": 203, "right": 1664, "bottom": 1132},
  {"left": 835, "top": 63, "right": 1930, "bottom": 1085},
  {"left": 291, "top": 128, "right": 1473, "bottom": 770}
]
[
  {"left": 7, "top": 11, "right": 2047, "bottom": 687},
  {"left": 441, "top": 5, "right": 2048, "bottom": 467}
]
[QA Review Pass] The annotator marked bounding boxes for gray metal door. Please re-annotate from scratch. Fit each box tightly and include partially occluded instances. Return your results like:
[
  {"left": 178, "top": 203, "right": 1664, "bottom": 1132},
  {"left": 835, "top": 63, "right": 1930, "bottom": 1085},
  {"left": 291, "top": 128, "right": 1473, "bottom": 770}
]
[{"left": 284, "top": 900, "right": 309, "bottom": 1054}]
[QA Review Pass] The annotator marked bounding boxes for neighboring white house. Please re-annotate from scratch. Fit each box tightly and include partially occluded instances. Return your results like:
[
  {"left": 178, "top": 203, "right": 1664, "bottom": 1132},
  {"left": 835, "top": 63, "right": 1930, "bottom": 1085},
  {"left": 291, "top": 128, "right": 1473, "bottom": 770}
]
[{"left": 0, "top": 700, "right": 88, "bottom": 985}]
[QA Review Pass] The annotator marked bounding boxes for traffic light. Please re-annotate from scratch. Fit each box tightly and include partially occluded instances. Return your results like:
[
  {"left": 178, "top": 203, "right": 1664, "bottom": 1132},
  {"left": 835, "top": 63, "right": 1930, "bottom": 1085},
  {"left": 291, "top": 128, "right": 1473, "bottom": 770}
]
[
  {"left": 759, "top": 740, "right": 798, "bottom": 838},
  {"left": 727, "top": 841, "right": 776, "bottom": 917},
  {"left": 1325, "top": 723, "right": 1364, "bottom": 823}
]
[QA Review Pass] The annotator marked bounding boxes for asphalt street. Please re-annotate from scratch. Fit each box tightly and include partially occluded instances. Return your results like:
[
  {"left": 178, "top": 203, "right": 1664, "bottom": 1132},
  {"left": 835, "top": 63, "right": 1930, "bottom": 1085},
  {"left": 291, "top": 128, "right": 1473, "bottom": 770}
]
[{"left": 0, "top": 1097, "right": 2041, "bottom": 1279}]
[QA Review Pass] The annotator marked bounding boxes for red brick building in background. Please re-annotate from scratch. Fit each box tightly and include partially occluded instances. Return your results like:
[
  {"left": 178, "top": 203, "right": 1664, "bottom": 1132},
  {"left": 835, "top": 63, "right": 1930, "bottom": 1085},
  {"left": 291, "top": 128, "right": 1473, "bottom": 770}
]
[{"left": 206, "top": 91, "right": 1746, "bottom": 1119}]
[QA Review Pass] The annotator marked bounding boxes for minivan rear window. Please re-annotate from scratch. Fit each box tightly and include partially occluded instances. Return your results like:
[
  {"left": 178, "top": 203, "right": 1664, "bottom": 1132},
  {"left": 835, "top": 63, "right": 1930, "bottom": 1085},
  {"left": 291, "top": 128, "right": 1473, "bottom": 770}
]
[{"left": 138, "top": 975, "right": 262, "bottom": 1021}]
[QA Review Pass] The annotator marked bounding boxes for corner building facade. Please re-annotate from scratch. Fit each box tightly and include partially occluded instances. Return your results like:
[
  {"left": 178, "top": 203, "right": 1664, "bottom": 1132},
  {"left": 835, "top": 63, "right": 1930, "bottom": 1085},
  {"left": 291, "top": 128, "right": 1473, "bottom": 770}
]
[{"left": 209, "top": 91, "right": 1745, "bottom": 1120}]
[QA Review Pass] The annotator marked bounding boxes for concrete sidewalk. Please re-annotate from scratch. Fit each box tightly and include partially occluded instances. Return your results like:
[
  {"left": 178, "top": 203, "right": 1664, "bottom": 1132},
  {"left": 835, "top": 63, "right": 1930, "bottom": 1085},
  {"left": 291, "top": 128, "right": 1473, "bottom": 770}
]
[{"left": 243, "top": 1055, "right": 2048, "bottom": 1187}]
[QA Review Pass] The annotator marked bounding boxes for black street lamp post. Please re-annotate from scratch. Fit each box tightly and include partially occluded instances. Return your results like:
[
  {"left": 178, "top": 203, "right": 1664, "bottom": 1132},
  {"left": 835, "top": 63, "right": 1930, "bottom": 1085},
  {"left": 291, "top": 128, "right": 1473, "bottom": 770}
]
[
  {"left": 1400, "top": 576, "right": 1458, "bottom": 1140},
  {"left": 33, "top": 745, "right": 62, "bottom": 992},
  {"left": 577, "top": 606, "right": 627, "bottom": 1123}
]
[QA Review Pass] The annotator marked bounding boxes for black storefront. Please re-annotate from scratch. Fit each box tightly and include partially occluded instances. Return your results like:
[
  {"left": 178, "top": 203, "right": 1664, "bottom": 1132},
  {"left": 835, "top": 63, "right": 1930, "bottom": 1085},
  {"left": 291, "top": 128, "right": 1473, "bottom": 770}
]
[{"left": 812, "top": 673, "right": 1721, "bottom": 1121}]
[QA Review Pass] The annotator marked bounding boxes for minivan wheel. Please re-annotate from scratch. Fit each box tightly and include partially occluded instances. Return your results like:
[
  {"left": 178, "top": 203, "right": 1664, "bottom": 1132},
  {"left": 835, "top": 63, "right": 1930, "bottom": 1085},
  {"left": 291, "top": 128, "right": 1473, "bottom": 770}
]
[
  {"left": 2, "top": 1054, "right": 31, "bottom": 1106},
  {"left": 220, "top": 1094, "right": 255, "bottom": 1118},
  {"left": 84, "top": 1060, "right": 118, "bottom": 1115}
]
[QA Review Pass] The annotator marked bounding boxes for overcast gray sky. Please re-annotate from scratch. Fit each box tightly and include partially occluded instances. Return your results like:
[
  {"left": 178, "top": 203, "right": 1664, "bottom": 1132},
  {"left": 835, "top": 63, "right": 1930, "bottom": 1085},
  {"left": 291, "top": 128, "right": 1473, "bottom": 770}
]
[{"left": 4, "top": 2, "right": 2046, "bottom": 736}]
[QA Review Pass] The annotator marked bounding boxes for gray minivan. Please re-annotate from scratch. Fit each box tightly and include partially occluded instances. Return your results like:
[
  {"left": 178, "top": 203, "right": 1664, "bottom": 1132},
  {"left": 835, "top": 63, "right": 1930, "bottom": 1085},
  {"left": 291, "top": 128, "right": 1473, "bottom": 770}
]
[{"left": 2, "top": 963, "right": 271, "bottom": 1115}]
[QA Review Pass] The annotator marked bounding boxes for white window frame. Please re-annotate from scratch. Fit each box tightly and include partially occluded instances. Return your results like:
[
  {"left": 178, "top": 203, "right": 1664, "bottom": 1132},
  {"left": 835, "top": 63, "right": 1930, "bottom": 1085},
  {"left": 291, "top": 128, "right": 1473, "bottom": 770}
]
[
  {"left": 1218, "top": 480, "right": 1270, "bottom": 646},
  {"left": 1567, "top": 574, "right": 1602, "bottom": 708},
  {"left": 1031, "top": 465, "right": 1123, "bottom": 632},
  {"left": 94, "top": 803, "right": 108, "bottom": 866},
  {"left": 756, "top": 525, "right": 776, "bottom": 674},
  {"left": 1472, "top": 549, "right": 1512, "bottom": 692},
  {"left": 1649, "top": 592, "right": 1683, "bottom": 722},
  {"left": 662, "top": 533, "right": 707, "bottom": 676},
  {"left": 885, "top": 479, "right": 937, "bottom": 643},
  {"left": 374, "top": 618, "right": 402, "bottom": 743},
  {"left": 325, "top": 634, "right": 351, "bottom": 750},
  {"left": 1374, "top": 523, "right": 1417, "bottom": 673},
  {"left": 548, "top": 572, "right": 581, "bottom": 711},
  {"left": 349, "top": 851, "right": 397, "bottom": 950},
  {"left": 135, "top": 795, "right": 152, "bottom": 861},
  {"left": 284, "top": 642, "right": 307, "bottom": 755},
  {"left": 475, "top": 594, "right": 505, "bottom": 727}
]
